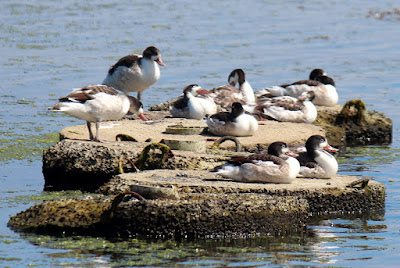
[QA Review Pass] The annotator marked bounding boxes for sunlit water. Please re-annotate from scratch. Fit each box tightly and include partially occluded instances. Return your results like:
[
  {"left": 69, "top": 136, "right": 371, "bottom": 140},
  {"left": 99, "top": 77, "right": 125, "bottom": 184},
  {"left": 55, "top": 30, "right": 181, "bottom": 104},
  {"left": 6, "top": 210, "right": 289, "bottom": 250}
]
[{"left": 1, "top": 0, "right": 400, "bottom": 267}]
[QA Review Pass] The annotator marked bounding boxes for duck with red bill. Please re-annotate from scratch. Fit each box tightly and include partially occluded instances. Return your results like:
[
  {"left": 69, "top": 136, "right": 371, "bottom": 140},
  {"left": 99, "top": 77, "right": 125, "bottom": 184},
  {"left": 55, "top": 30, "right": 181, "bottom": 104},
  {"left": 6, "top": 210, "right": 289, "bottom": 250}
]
[
  {"left": 48, "top": 84, "right": 147, "bottom": 142},
  {"left": 297, "top": 135, "right": 339, "bottom": 179}
]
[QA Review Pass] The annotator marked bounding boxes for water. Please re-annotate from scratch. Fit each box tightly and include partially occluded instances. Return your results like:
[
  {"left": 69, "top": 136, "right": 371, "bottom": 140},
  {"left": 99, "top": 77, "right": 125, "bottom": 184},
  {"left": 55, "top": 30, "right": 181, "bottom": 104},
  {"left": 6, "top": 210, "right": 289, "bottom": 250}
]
[{"left": 1, "top": 0, "right": 400, "bottom": 266}]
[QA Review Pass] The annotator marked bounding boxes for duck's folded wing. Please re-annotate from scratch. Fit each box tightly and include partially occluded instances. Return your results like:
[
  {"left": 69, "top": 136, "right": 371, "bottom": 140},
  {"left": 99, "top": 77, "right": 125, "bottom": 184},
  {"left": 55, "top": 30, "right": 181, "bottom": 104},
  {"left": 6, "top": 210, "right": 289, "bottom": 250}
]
[
  {"left": 281, "top": 79, "right": 321, "bottom": 87},
  {"left": 298, "top": 163, "right": 329, "bottom": 179},
  {"left": 230, "top": 153, "right": 284, "bottom": 165}
]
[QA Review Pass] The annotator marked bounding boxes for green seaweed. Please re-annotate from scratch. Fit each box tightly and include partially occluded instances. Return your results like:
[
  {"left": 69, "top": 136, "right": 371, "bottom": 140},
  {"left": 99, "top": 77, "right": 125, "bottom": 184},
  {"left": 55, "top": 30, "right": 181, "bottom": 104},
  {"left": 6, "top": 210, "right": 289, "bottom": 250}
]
[
  {"left": 0, "top": 133, "right": 58, "bottom": 162},
  {"left": 134, "top": 143, "right": 173, "bottom": 171}
]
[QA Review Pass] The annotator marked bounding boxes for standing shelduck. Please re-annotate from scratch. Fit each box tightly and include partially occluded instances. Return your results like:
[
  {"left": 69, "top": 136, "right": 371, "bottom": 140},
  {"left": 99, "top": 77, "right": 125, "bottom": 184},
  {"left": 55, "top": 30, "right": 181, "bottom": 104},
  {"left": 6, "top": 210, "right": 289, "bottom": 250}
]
[
  {"left": 48, "top": 85, "right": 147, "bottom": 142},
  {"left": 102, "top": 46, "right": 166, "bottom": 101}
]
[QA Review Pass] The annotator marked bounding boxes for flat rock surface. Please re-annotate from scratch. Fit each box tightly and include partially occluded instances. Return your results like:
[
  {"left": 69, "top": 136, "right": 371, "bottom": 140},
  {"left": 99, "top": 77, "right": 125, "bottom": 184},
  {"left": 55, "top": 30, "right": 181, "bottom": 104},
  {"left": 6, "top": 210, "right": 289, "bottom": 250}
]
[
  {"left": 60, "top": 111, "right": 324, "bottom": 149},
  {"left": 99, "top": 169, "right": 385, "bottom": 216},
  {"left": 101, "top": 169, "right": 377, "bottom": 194}
]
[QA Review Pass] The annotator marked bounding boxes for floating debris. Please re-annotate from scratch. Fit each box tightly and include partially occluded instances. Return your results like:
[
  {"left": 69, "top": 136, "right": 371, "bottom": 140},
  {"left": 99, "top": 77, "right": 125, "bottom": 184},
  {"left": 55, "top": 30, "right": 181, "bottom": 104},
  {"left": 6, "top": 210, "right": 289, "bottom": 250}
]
[{"left": 367, "top": 8, "right": 400, "bottom": 20}]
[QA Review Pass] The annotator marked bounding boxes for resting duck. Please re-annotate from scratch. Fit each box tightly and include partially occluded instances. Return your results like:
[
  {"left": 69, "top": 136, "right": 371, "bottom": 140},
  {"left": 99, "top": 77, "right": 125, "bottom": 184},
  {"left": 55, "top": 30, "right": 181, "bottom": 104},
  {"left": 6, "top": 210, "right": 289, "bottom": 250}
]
[
  {"left": 297, "top": 135, "right": 339, "bottom": 179},
  {"left": 207, "top": 102, "right": 258, "bottom": 136},
  {"left": 169, "top": 84, "right": 217, "bottom": 119},
  {"left": 48, "top": 85, "right": 147, "bottom": 142},
  {"left": 255, "top": 69, "right": 326, "bottom": 98},
  {"left": 102, "top": 46, "right": 166, "bottom": 101},
  {"left": 264, "top": 74, "right": 338, "bottom": 107},
  {"left": 253, "top": 91, "right": 317, "bottom": 124},
  {"left": 213, "top": 141, "right": 300, "bottom": 184},
  {"left": 207, "top": 69, "right": 256, "bottom": 109}
]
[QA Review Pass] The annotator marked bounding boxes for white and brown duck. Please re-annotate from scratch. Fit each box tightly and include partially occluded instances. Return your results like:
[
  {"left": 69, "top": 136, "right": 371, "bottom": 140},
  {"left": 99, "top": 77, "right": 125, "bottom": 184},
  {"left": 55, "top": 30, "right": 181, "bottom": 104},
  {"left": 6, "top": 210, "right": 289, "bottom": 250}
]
[
  {"left": 102, "top": 46, "right": 166, "bottom": 101},
  {"left": 213, "top": 141, "right": 300, "bottom": 184},
  {"left": 253, "top": 91, "right": 317, "bottom": 123},
  {"left": 297, "top": 135, "right": 339, "bottom": 179},
  {"left": 48, "top": 85, "right": 147, "bottom": 142},
  {"left": 205, "top": 69, "right": 255, "bottom": 109},
  {"left": 207, "top": 102, "right": 258, "bottom": 137},
  {"left": 263, "top": 69, "right": 338, "bottom": 106},
  {"left": 169, "top": 84, "right": 217, "bottom": 119}
]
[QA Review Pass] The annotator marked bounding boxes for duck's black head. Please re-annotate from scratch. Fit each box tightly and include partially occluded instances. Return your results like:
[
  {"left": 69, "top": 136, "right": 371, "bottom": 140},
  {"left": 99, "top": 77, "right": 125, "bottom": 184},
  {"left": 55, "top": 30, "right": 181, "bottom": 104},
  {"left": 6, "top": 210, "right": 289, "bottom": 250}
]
[
  {"left": 305, "top": 135, "right": 328, "bottom": 153},
  {"left": 309, "top": 69, "right": 327, "bottom": 80},
  {"left": 314, "top": 75, "right": 335, "bottom": 86},
  {"left": 183, "top": 84, "right": 201, "bottom": 95},
  {"left": 230, "top": 102, "right": 244, "bottom": 118},
  {"left": 268, "top": 141, "right": 289, "bottom": 157},
  {"left": 143, "top": 46, "right": 165, "bottom": 66},
  {"left": 228, "top": 69, "right": 245, "bottom": 86}
]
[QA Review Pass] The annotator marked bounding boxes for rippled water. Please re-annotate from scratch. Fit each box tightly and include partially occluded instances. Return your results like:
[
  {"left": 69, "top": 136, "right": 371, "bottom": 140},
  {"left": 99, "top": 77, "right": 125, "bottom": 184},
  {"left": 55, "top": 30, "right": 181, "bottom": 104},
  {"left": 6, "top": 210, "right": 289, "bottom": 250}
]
[{"left": 1, "top": 0, "right": 400, "bottom": 267}]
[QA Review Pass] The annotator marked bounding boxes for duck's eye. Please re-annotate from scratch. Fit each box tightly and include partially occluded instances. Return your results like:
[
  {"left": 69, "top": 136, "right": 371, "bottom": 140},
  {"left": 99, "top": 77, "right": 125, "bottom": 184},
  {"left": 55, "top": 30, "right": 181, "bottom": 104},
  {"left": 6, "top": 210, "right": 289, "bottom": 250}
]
[{"left": 320, "top": 138, "right": 325, "bottom": 143}]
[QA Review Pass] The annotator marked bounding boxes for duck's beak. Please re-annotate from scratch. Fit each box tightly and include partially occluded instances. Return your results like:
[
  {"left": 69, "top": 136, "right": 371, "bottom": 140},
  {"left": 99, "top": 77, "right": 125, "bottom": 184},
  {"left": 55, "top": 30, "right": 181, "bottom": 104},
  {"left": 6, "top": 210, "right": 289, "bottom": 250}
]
[
  {"left": 196, "top": 89, "right": 211, "bottom": 95},
  {"left": 230, "top": 82, "right": 236, "bottom": 87},
  {"left": 138, "top": 113, "right": 149, "bottom": 121},
  {"left": 156, "top": 57, "right": 166, "bottom": 66},
  {"left": 286, "top": 151, "right": 299, "bottom": 157},
  {"left": 324, "top": 145, "right": 339, "bottom": 152},
  {"left": 297, "top": 94, "right": 306, "bottom": 101}
]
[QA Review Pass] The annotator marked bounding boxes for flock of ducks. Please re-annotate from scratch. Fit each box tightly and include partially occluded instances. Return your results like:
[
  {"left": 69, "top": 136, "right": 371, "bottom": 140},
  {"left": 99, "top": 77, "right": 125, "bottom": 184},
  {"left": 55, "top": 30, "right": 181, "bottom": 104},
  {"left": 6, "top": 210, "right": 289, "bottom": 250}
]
[{"left": 48, "top": 46, "right": 340, "bottom": 183}]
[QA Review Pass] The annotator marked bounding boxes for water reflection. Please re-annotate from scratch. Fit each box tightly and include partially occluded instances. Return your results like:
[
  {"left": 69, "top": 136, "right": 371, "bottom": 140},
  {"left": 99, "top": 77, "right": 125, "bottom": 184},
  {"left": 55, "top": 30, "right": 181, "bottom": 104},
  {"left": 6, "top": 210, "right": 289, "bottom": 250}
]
[{"left": 338, "top": 145, "right": 400, "bottom": 175}]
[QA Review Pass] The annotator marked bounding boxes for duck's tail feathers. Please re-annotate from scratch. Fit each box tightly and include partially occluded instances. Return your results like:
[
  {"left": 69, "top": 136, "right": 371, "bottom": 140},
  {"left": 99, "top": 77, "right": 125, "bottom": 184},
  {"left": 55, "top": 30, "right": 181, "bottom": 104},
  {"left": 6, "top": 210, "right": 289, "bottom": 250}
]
[
  {"left": 212, "top": 163, "right": 242, "bottom": 180},
  {"left": 263, "top": 86, "right": 286, "bottom": 97}
]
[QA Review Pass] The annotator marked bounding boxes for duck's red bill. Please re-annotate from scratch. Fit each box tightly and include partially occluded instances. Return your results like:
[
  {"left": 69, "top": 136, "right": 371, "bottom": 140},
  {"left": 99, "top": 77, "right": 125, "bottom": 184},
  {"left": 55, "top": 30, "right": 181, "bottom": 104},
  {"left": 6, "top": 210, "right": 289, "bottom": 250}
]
[
  {"left": 324, "top": 145, "right": 339, "bottom": 152},
  {"left": 156, "top": 58, "right": 166, "bottom": 66},
  {"left": 196, "top": 89, "right": 211, "bottom": 95},
  {"left": 287, "top": 151, "right": 299, "bottom": 157},
  {"left": 138, "top": 113, "right": 149, "bottom": 121}
]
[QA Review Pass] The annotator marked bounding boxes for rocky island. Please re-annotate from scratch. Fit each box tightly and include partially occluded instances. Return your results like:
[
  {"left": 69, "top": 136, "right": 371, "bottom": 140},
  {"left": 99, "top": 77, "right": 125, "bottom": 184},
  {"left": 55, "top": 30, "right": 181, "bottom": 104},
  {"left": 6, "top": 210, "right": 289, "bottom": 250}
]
[{"left": 8, "top": 100, "right": 391, "bottom": 238}]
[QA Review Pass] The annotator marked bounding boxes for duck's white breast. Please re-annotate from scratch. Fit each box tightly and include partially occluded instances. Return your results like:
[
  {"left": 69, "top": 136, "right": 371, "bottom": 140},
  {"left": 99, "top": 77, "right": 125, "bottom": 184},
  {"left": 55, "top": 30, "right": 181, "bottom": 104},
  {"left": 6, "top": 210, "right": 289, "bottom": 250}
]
[
  {"left": 313, "top": 85, "right": 338, "bottom": 106},
  {"left": 315, "top": 150, "right": 338, "bottom": 177},
  {"left": 231, "top": 113, "right": 258, "bottom": 136}
]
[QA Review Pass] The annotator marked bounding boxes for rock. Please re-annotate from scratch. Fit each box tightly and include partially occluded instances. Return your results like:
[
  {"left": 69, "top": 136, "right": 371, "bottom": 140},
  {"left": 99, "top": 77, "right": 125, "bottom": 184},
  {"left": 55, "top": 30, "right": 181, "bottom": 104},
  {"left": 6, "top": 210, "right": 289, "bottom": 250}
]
[
  {"left": 315, "top": 100, "right": 392, "bottom": 146},
  {"left": 43, "top": 113, "right": 323, "bottom": 191},
  {"left": 99, "top": 170, "right": 385, "bottom": 215},
  {"left": 26, "top": 99, "right": 390, "bottom": 238},
  {"left": 9, "top": 170, "right": 384, "bottom": 238}
]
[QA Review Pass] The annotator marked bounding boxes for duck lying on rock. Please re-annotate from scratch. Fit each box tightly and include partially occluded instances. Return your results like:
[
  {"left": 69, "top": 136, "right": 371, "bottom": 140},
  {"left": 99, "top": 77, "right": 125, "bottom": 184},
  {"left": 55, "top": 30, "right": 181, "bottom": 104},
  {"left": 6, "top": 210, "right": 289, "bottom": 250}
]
[
  {"left": 262, "top": 68, "right": 338, "bottom": 107},
  {"left": 169, "top": 84, "right": 217, "bottom": 119},
  {"left": 251, "top": 91, "right": 317, "bottom": 123},
  {"left": 206, "top": 69, "right": 256, "bottom": 109},
  {"left": 207, "top": 102, "right": 258, "bottom": 137},
  {"left": 297, "top": 135, "right": 339, "bottom": 179},
  {"left": 213, "top": 142, "right": 300, "bottom": 184}
]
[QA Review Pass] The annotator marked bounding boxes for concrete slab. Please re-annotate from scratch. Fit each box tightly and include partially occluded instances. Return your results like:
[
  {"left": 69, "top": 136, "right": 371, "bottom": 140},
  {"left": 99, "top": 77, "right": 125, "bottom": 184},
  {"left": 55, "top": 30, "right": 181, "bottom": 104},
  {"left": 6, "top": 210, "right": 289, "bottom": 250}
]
[{"left": 59, "top": 111, "right": 325, "bottom": 151}]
